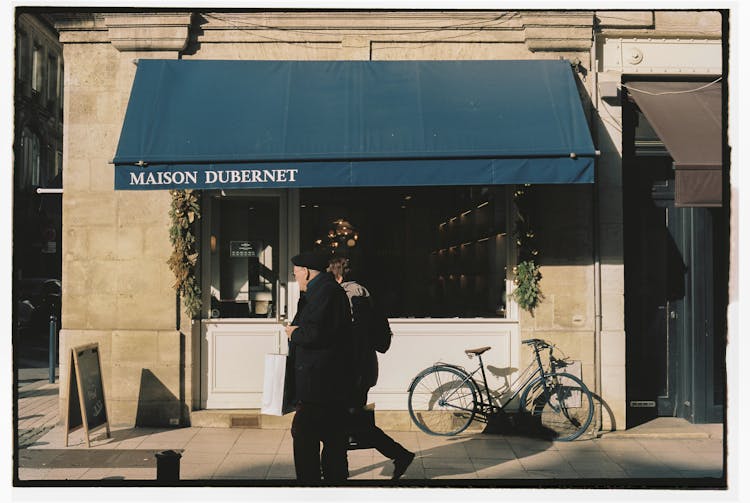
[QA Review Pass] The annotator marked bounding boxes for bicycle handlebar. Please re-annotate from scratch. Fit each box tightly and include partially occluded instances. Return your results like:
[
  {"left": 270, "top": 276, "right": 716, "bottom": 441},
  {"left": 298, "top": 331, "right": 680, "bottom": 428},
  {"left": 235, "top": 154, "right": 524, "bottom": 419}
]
[{"left": 521, "top": 338, "right": 552, "bottom": 349}]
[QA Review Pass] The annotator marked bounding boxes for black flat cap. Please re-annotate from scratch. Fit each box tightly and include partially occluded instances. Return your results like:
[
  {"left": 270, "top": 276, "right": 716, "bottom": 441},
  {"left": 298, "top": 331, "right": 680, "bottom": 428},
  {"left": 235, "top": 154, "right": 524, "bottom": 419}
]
[{"left": 291, "top": 251, "right": 330, "bottom": 271}]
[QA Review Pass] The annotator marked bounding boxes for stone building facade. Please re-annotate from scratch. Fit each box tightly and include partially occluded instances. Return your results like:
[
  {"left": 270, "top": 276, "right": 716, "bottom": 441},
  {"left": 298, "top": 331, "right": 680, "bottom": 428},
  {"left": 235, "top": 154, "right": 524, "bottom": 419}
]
[{"left": 45, "top": 10, "right": 725, "bottom": 432}]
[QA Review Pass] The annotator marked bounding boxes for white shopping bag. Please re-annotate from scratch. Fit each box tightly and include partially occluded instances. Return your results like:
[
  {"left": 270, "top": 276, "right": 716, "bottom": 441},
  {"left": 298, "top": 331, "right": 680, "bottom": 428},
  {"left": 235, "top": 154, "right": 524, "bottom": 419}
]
[{"left": 261, "top": 353, "right": 289, "bottom": 416}]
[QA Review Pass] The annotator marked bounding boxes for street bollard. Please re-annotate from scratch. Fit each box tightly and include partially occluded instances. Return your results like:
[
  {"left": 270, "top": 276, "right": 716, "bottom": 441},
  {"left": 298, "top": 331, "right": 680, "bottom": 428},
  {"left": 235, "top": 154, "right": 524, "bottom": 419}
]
[
  {"left": 48, "top": 312, "right": 57, "bottom": 384},
  {"left": 155, "top": 450, "right": 182, "bottom": 482}
]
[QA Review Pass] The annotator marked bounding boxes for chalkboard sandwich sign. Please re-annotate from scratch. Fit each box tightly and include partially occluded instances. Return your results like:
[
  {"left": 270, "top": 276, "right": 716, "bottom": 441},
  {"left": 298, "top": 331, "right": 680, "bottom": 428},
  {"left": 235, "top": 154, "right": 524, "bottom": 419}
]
[{"left": 65, "top": 343, "right": 111, "bottom": 447}]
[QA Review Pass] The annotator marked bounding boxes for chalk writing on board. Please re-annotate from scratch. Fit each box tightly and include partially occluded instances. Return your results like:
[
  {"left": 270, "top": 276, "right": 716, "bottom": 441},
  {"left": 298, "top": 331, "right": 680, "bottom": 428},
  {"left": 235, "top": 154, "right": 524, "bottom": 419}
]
[{"left": 65, "top": 343, "right": 110, "bottom": 447}]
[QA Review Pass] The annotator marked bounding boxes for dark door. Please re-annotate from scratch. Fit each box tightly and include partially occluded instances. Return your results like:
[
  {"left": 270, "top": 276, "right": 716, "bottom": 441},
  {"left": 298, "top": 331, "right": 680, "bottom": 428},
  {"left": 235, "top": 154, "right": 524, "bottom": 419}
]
[
  {"left": 624, "top": 156, "right": 686, "bottom": 426},
  {"left": 623, "top": 105, "right": 726, "bottom": 427}
]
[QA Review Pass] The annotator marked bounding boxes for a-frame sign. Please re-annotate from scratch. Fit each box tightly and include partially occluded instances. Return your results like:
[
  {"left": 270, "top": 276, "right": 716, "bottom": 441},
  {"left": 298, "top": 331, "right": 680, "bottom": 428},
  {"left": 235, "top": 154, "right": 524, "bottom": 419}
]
[{"left": 65, "top": 343, "right": 111, "bottom": 447}]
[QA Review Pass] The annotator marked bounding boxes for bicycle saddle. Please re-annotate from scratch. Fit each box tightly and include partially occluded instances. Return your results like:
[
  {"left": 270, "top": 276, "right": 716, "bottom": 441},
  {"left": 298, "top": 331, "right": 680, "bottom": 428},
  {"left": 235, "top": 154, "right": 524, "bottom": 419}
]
[{"left": 465, "top": 346, "right": 491, "bottom": 356}]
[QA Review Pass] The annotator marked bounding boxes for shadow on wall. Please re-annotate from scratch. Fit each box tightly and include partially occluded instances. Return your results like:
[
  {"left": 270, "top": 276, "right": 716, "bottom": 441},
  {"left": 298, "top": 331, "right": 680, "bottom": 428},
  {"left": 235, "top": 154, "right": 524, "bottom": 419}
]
[{"left": 135, "top": 369, "right": 189, "bottom": 427}]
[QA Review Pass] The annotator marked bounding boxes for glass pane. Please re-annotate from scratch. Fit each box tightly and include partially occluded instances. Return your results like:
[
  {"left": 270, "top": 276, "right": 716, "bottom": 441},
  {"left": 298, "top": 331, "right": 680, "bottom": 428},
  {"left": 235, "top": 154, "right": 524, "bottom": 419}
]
[
  {"left": 209, "top": 196, "right": 279, "bottom": 319},
  {"left": 32, "top": 44, "right": 43, "bottom": 92},
  {"left": 300, "top": 186, "right": 508, "bottom": 318}
]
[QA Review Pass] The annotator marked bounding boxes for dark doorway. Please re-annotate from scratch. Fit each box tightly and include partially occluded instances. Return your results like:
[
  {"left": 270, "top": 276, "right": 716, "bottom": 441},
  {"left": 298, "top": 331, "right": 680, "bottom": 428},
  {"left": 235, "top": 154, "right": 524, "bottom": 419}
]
[{"left": 623, "top": 96, "right": 726, "bottom": 427}]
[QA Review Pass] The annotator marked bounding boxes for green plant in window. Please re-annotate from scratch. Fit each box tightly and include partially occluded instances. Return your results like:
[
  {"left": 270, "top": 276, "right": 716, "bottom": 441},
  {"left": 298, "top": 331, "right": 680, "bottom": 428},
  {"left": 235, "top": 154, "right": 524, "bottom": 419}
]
[
  {"left": 167, "top": 189, "right": 202, "bottom": 319},
  {"left": 510, "top": 185, "right": 543, "bottom": 313}
]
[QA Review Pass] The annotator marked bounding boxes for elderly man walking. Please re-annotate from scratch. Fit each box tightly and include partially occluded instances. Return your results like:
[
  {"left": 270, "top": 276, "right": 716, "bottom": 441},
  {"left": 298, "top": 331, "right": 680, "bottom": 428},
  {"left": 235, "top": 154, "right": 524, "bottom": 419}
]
[{"left": 284, "top": 251, "right": 354, "bottom": 483}]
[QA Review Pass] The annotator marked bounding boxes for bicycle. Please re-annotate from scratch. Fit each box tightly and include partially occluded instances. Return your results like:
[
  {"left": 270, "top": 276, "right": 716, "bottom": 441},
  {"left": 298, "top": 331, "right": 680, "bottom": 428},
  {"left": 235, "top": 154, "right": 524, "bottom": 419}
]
[{"left": 407, "top": 338, "right": 594, "bottom": 441}]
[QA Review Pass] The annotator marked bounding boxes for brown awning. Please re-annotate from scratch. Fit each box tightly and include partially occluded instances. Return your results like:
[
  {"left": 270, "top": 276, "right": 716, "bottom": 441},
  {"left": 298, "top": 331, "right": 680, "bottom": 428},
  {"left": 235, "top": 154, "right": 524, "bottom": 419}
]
[{"left": 628, "top": 80, "right": 723, "bottom": 207}]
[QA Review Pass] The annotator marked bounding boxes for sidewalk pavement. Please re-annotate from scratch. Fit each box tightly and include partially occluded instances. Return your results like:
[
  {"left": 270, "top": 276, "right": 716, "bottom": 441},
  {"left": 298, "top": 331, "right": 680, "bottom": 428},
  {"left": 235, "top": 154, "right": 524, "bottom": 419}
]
[{"left": 15, "top": 365, "right": 726, "bottom": 487}]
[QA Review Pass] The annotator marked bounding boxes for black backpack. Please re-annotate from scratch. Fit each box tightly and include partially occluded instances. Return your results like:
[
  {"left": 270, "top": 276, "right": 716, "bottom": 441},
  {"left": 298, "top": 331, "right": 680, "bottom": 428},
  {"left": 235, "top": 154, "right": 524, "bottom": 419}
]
[{"left": 351, "top": 296, "right": 392, "bottom": 354}]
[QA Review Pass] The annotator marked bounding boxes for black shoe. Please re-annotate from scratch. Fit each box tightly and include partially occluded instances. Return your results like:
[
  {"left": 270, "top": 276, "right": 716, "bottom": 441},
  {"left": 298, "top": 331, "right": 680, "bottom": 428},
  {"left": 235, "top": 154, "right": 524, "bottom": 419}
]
[{"left": 392, "top": 451, "right": 415, "bottom": 480}]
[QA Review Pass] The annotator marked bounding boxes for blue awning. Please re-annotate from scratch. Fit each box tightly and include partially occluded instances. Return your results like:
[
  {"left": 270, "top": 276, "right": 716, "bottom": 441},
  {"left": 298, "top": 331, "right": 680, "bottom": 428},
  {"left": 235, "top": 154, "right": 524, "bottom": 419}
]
[{"left": 113, "top": 59, "right": 595, "bottom": 190}]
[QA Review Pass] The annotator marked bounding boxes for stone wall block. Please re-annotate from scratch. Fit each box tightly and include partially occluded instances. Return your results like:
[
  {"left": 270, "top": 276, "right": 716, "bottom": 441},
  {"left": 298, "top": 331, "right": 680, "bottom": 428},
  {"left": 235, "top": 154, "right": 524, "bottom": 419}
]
[
  {"left": 600, "top": 330, "right": 626, "bottom": 368},
  {"left": 546, "top": 331, "right": 595, "bottom": 365},
  {"left": 62, "top": 158, "right": 91, "bottom": 191},
  {"left": 521, "top": 11, "right": 594, "bottom": 26},
  {"left": 596, "top": 11, "right": 653, "bottom": 28},
  {"left": 529, "top": 293, "right": 555, "bottom": 329},
  {"left": 157, "top": 331, "right": 182, "bottom": 365},
  {"left": 115, "top": 259, "right": 162, "bottom": 296},
  {"left": 599, "top": 263, "right": 624, "bottom": 295},
  {"left": 524, "top": 26, "right": 593, "bottom": 41},
  {"left": 61, "top": 259, "right": 90, "bottom": 296},
  {"left": 371, "top": 42, "right": 529, "bottom": 61},
  {"left": 89, "top": 160, "right": 115, "bottom": 192},
  {"left": 554, "top": 294, "right": 593, "bottom": 330},
  {"left": 595, "top": 151, "right": 624, "bottom": 188},
  {"left": 60, "top": 293, "right": 87, "bottom": 328},
  {"left": 112, "top": 330, "right": 159, "bottom": 365},
  {"left": 63, "top": 260, "right": 90, "bottom": 297},
  {"left": 66, "top": 90, "right": 99, "bottom": 120},
  {"left": 62, "top": 226, "right": 90, "bottom": 261},
  {"left": 600, "top": 365, "right": 626, "bottom": 430},
  {"left": 107, "top": 401, "right": 137, "bottom": 426},
  {"left": 108, "top": 366, "right": 148, "bottom": 401},
  {"left": 74, "top": 127, "right": 120, "bottom": 158},
  {"left": 96, "top": 90, "right": 128, "bottom": 124},
  {"left": 88, "top": 225, "right": 119, "bottom": 261},
  {"left": 654, "top": 11, "right": 722, "bottom": 35},
  {"left": 116, "top": 226, "right": 145, "bottom": 260},
  {"left": 598, "top": 187, "right": 624, "bottom": 225},
  {"left": 115, "top": 293, "right": 174, "bottom": 330},
  {"left": 67, "top": 193, "right": 118, "bottom": 226},
  {"left": 86, "top": 294, "right": 118, "bottom": 329},
  {"left": 117, "top": 191, "right": 171, "bottom": 226},
  {"left": 143, "top": 224, "right": 172, "bottom": 259},
  {"left": 88, "top": 260, "right": 120, "bottom": 295},
  {"left": 599, "top": 224, "right": 624, "bottom": 264},
  {"left": 108, "top": 26, "right": 190, "bottom": 52},
  {"left": 600, "top": 292, "right": 625, "bottom": 332},
  {"left": 63, "top": 43, "right": 120, "bottom": 89},
  {"left": 105, "top": 13, "right": 192, "bottom": 52}
]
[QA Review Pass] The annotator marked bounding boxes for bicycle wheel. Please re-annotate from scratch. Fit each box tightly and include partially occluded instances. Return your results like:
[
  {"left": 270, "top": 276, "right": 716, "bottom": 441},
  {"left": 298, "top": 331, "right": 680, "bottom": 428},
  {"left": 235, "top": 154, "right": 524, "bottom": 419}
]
[
  {"left": 407, "top": 365, "right": 478, "bottom": 436},
  {"left": 519, "top": 372, "right": 594, "bottom": 441}
]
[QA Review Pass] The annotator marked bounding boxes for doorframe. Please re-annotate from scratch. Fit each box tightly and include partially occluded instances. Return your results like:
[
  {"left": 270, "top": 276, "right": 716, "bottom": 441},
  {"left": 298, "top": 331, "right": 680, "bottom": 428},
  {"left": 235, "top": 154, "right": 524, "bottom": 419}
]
[
  {"left": 198, "top": 189, "right": 292, "bottom": 408},
  {"left": 622, "top": 85, "right": 724, "bottom": 426}
]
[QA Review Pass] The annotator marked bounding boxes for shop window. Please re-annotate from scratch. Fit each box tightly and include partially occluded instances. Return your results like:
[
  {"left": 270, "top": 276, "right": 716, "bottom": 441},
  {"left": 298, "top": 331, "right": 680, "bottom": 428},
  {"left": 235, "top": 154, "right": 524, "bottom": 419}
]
[
  {"left": 207, "top": 196, "right": 279, "bottom": 319},
  {"left": 47, "top": 54, "right": 58, "bottom": 107},
  {"left": 300, "top": 186, "right": 509, "bottom": 319},
  {"left": 31, "top": 43, "right": 43, "bottom": 94},
  {"left": 17, "top": 30, "right": 29, "bottom": 83},
  {"left": 18, "top": 128, "right": 41, "bottom": 189}
]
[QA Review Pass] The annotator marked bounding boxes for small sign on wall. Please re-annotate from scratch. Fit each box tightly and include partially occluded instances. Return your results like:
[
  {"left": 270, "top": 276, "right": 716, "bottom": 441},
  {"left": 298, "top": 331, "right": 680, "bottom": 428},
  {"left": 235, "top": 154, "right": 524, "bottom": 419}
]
[{"left": 230, "top": 241, "right": 257, "bottom": 258}]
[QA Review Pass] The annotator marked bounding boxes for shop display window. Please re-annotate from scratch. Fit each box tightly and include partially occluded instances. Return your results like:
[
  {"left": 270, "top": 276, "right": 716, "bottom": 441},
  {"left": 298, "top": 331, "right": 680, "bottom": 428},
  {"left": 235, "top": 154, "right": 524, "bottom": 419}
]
[
  {"left": 207, "top": 196, "right": 279, "bottom": 319},
  {"left": 300, "top": 186, "right": 509, "bottom": 318}
]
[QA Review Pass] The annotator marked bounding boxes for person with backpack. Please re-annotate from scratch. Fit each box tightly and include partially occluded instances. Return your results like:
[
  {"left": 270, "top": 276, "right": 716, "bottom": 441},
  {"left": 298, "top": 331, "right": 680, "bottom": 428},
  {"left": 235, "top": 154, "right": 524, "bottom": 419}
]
[{"left": 327, "top": 256, "right": 415, "bottom": 480}]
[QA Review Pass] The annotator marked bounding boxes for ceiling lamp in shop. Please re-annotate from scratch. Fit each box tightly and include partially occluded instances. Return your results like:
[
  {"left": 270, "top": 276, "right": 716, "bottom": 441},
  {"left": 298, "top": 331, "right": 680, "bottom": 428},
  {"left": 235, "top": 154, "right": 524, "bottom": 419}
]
[{"left": 317, "top": 219, "right": 359, "bottom": 250}]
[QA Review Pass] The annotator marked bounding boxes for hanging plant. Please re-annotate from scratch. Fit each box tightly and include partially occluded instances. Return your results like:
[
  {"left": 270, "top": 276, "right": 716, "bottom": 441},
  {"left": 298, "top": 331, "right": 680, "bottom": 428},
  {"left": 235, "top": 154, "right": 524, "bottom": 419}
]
[
  {"left": 167, "top": 189, "right": 202, "bottom": 319},
  {"left": 510, "top": 185, "right": 543, "bottom": 313}
]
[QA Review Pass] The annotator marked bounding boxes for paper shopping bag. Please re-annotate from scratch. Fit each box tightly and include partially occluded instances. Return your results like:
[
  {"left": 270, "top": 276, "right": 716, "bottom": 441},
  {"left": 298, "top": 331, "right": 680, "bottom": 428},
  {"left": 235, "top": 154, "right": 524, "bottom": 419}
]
[{"left": 261, "top": 353, "right": 292, "bottom": 416}]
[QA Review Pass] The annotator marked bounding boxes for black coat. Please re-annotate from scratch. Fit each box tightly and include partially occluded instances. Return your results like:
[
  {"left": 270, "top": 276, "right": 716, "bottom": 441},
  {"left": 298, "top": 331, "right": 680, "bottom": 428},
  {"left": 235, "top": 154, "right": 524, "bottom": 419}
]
[{"left": 284, "top": 272, "right": 354, "bottom": 406}]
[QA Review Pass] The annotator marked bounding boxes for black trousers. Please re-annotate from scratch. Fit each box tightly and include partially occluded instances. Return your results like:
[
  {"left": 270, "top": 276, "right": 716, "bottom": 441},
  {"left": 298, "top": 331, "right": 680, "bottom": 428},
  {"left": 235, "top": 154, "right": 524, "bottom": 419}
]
[
  {"left": 291, "top": 402, "right": 349, "bottom": 483},
  {"left": 350, "top": 387, "right": 411, "bottom": 461}
]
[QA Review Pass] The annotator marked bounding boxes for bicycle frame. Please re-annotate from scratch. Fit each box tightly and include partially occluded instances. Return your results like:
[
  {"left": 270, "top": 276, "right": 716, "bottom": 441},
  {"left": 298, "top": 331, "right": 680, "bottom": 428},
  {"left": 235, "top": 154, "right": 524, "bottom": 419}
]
[{"left": 437, "top": 344, "right": 555, "bottom": 420}]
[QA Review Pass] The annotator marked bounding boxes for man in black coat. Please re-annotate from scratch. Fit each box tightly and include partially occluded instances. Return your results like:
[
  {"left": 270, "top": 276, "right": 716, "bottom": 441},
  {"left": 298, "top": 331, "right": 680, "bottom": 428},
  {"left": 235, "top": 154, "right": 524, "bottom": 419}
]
[{"left": 284, "top": 251, "right": 354, "bottom": 483}]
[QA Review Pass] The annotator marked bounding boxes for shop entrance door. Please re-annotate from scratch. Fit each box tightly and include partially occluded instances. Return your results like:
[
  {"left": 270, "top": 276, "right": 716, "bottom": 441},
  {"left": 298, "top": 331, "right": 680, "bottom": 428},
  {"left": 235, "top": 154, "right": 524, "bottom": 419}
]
[
  {"left": 200, "top": 191, "right": 291, "bottom": 409},
  {"left": 624, "top": 103, "right": 725, "bottom": 427},
  {"left": 624, "top": 171, "right": 686, "bottom": 425}
]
